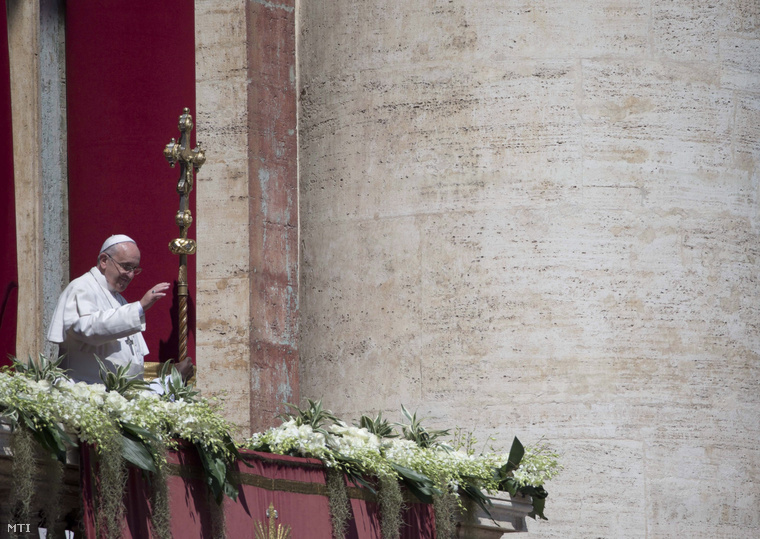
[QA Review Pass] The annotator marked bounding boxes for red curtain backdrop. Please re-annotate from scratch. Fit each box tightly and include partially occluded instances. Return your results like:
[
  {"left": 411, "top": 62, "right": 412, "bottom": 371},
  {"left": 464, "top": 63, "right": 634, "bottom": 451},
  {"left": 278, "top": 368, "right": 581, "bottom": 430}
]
[
  {"left": 0, "top": 0, "right": 18, "bottom": 366},
  {"left": 65, "top": 1, "right": 196, "bottom": 365}
]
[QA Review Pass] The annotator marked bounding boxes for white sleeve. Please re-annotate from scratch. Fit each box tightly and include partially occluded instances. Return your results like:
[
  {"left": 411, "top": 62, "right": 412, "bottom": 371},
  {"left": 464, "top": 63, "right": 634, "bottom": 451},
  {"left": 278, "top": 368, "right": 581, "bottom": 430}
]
[{"left": 63, "top": 290, "right": 145, "bottom": 345}]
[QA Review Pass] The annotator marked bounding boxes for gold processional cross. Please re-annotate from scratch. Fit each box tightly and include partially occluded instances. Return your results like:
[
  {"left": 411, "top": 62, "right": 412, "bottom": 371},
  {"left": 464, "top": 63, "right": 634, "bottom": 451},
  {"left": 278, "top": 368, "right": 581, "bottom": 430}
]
[{"left": 163, "top": 108, "right": 205, "bottom": 365}]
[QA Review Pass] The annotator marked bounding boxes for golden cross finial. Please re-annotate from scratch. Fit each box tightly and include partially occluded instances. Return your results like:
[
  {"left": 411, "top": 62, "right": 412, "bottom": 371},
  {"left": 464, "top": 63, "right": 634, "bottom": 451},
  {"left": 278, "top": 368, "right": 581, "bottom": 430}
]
[
  {"left": 163, "top": 107, "right": 205, "bottom": 364},
  {"left": 164, "top": 107, "right": 204, "bottom": 255}
]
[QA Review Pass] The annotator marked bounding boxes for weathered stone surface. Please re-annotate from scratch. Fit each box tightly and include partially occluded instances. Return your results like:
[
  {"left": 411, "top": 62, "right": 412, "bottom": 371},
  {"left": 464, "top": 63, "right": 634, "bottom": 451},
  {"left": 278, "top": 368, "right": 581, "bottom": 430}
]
[
  {"left": 297, "top": 1, "right": 760, "bottom": 537},
  {"left": 195, "top": 0, "right": 298, "bottom": 435},
  {"left": 246, "top": 0, "right": 299, "bottom": 433},
  {"left": 195, "top": 0, "right": 252, "bottom": 435},
  {"left": 7, "top": 0, "right": 44, "bottom": 357}
]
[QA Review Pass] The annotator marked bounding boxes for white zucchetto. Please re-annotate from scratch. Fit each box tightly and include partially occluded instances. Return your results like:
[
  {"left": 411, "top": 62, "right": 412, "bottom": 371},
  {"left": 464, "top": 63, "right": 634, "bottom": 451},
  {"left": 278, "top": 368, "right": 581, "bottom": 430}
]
[{"left": 99, "top": 234, "right": 136, "bottom": 253}]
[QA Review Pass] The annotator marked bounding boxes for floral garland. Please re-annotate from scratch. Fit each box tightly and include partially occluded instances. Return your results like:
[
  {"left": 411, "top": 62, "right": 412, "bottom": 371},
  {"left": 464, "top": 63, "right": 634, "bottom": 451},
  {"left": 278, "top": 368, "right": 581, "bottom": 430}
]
[
  {"left": 0, "top": 359, "right": 561, "bottom": 535},
  {"left": 245, "top": 401, "right": 562, "bottom": 522},
  {"left": 0, "top": 357, "right": 240, "bottom": 537},
  {"left": 247, "top": 420, "right": 561, "bottom": 489},
  {"left": 0, "top": 366, "right": 237, "bottom": 463}
]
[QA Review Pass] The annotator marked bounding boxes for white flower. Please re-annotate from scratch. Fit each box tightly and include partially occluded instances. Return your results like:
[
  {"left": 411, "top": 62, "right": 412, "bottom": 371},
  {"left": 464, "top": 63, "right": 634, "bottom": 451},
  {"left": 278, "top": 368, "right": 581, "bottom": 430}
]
[
  {"left": 105, "top": 391, "right": 128, "bottom": 414},
  {"left": 88, "top": 384, "right": 107, "bottom": 395},
  {"left": 35, "top": 380, "right": 51, "bottom": 392},
  {"left": 330, "top": 425, "right": 380, "bottom": 447}
]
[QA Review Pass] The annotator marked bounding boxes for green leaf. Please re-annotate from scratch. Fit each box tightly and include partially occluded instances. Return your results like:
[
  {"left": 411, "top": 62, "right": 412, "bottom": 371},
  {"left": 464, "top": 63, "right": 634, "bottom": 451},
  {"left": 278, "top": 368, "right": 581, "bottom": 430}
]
[
  {"left": 223, "top": 477, "right": 239, "bottom": 500},
  {"left": 356, "top": 412, "right": 398, "bottom": 438},
  {"left": 30, "top": 424, "right": 68, "bottom": 462},
  {"left": 506, "top": 436, "right": 524, "bottom": 472},
  {"left": 195, "top": 442, "right": 238, "bottom": 503},
  {"left": 10, "top": 354, "right": 68, "bottom": 382},
  {"left": 96, "top": 355, "right": 151, "bottom": 394},
  {"left": 121, "top": 421, "right": 160, "bottom": 446},
  {"left": 528, "top": 494, "right": 547, "bottom": 520},
  {"left": 157, "top": 360, "right": 201, "bottom": 402},
  {"left": 389, "top": 463, "right": 441, "bottom": 504},
  {"left": 499, "top": 477, "right": 519, "bottom": 496},
  {"left": 518, "top": 484, "right": 549, "bottom": 520},
  {"left": 121, "top": 433, "right": 157, "bottom": 473},
  {"left": 395, "top": 405, "right": 450, "bottom": 448},
  {"left": 460, "top": 483, "right": 495, "bottom": 521},
  {"left": 332, "top": 453, "right": 378, "bottom": 495},
  {"left": 493, "top": 436, "right": 525, "bottom": 491},
  {"left": 345, "top": 471, "right": 377, "bottom": 495},
  {"left": 390, "top": 463, "right": 432, "bottom": 485},
  {"left": 279, "top": 399, "right": 339, "bottom": 431},
  {"left": 400, "top": 479, "right": 436, "bottom": 504}
]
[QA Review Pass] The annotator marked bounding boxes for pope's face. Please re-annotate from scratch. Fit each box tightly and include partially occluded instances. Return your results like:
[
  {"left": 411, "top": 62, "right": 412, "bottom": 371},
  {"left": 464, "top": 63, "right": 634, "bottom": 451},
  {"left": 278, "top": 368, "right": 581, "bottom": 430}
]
[{"left": 98, "top": 242, "right": 141, "bottom": 293}]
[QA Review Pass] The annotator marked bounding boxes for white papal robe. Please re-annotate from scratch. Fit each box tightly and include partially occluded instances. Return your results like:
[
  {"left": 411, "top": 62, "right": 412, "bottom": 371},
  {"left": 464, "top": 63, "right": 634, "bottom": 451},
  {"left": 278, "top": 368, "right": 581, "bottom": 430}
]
[{"left": 47, "top": 267, "right": 149, "bottom": 383}]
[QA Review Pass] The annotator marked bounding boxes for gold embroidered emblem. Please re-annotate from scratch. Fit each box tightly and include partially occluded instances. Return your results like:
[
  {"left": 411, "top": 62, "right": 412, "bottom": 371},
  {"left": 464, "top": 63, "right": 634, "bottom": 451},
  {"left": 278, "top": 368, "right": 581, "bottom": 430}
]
[{"left": 254, "top": 503, "right": 292, "bottom": 539}]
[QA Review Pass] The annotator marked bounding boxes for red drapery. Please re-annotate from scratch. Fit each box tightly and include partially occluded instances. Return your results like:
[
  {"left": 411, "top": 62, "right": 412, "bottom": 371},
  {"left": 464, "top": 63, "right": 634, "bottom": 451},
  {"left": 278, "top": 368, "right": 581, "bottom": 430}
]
[
  {"left": 65, "top": 0, "right": 196, "bottom": 364},
  {"left": 0, "top": 0, "right": 18, "bottom": 365},
  {"left": 80, "top": 447, "right": 437, "bottom": 538}
]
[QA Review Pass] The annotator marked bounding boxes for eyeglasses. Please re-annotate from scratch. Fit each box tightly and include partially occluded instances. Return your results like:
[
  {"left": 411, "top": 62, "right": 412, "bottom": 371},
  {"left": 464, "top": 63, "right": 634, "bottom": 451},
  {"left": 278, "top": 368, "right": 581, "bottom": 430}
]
[{"left": 105, "top": 252, "right": 142, "bottom": 275}]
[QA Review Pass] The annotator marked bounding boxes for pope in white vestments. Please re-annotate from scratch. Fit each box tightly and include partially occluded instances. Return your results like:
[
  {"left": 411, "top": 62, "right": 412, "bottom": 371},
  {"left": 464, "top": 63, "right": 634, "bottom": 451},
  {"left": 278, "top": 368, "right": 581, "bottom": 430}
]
[{"left": 47, "top": 235, "right": 171, "bottom": 384}]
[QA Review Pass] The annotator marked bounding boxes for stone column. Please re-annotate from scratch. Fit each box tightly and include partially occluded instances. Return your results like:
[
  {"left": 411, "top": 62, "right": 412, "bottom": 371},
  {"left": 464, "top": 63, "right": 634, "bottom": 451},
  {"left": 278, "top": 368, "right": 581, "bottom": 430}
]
[
  {"left": 40, "top": 0, "right": 69, "bottom": 360},
  {"left": 297, "top": 1, "right": 760, "bottom": 537},
  {"left": 246, "top": 0, "right": 299, "bottom": 433},
  {"left": 7, "top": 0, "right": 43, "bottom": 358},
  {"left": 195, "top": 0, "right": 299, "bottom": 434},
  {"left": 195, "top": 0, "right": 253, "bottom": 433}
]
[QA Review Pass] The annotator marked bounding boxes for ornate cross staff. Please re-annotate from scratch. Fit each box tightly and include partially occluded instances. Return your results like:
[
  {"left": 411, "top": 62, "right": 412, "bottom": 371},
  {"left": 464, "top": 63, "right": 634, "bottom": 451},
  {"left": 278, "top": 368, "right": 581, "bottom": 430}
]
[{"left": 163, "top": 108, "right": 205, "bottom": 364}]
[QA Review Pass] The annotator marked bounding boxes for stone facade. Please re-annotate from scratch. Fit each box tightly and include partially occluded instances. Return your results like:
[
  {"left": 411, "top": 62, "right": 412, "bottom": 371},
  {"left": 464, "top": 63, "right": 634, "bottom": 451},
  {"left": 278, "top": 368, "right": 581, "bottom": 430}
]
[
  {"left": 7, "top": 0, "right": 759, "bottom": 537},
  {"left": 296, "top": 1, "right": 760, "bottom": 538},
  {"left": 194, "top": 0, "right": 253, "bottom": 432},
  {"left": 195, "top": 0, "right": 298, "bottom": 434}
]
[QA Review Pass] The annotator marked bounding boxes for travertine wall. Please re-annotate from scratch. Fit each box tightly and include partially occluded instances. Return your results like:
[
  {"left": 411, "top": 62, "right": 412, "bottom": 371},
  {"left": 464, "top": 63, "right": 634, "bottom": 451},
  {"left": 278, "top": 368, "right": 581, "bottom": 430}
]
[
  {"left": 195, "top": 0, "right": 298, "bottom": 435},
  {"left": 297, "top": 1, "right": 760, "bottom": 537},
  {"left": 195, "top": 0, "right": 252, "bottom": 430},
  {"left": 8, "top": 0, "right": 44, "bottom": 357}
]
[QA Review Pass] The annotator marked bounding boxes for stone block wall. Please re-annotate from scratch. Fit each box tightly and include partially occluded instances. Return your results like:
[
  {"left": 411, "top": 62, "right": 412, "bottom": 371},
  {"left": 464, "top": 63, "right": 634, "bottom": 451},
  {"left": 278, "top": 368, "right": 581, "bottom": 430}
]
[{"left": 296, "top": 1, "right": 760, "bottom": 537}]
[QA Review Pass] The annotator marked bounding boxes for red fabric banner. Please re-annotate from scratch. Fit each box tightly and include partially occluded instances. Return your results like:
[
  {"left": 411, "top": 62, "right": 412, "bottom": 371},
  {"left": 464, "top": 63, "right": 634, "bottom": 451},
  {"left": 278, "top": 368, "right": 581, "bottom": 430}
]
[
  {"left": 65, "top": 1, "right": 196, "bottom": 365},
  {"left": 80, "top": 447, "right": 437, "bottom": 538},
  {"left": 0, "top": 0, "right": 18, "bottom": 365}
]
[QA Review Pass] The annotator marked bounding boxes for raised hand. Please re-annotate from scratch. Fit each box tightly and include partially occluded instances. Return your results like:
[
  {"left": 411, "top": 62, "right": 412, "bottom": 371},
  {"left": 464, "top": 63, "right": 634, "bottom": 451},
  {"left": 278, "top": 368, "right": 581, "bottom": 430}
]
[{"left": 140, "top": 282, "right": 171, "bottom": 311}]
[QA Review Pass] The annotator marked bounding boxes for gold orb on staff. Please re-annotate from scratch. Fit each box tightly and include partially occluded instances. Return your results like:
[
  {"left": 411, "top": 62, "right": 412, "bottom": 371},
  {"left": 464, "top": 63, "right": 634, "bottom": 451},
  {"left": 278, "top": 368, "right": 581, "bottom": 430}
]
[{"left": 163, "top": 107, "right": 205, "bottom": 365}]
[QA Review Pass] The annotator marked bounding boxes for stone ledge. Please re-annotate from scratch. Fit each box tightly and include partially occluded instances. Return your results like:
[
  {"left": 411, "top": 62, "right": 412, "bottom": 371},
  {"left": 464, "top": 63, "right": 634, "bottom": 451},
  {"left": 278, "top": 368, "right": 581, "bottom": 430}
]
[{"left": 457, "top": 492, "right": 533, "bottom": 537}]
